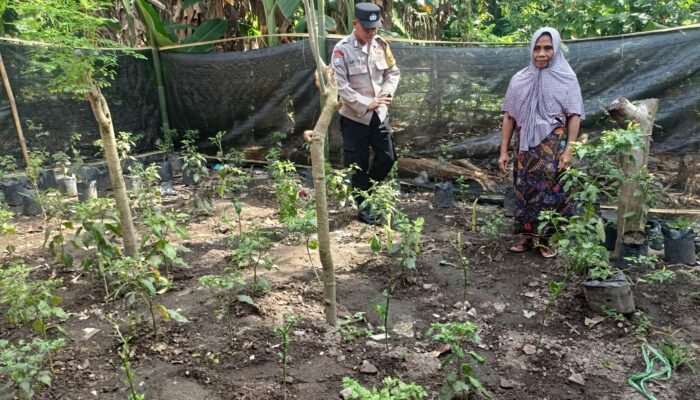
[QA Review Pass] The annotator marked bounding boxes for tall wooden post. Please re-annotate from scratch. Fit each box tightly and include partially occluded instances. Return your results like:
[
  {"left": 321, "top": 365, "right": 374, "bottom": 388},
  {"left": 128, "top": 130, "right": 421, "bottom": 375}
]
[{"left": 0, "top": 50, "right": 30, "bottom": 167}]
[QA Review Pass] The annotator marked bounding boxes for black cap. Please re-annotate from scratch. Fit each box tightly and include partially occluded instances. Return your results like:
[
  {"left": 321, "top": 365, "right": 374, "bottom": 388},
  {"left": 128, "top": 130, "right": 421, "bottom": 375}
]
[{"left": 355, "top": 3, "right": 382, "bottom": 29}]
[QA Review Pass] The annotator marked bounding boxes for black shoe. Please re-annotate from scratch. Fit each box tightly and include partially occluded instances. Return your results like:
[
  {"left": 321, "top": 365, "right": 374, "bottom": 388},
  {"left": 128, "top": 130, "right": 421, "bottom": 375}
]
[{"left": 358, "top": 209, "right": 382, "bottom": 225}]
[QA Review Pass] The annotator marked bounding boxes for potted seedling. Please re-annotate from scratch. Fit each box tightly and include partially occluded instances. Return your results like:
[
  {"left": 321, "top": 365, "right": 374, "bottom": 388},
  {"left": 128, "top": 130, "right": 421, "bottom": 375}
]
[
  {"left": 52, "top": 151, "right": 77, "bottom": 197},
  {"left": 433, "top": 142, "right": 454, "bottom": 208},
  {"left": 662, "top": 217, "right": 696, "bottom": 265},
  {"left": 156, "top": 128, "right": 178, "bottom": 181},
  {"left": 23, "top": 150, "right": 49, "bottom": 217},
  {"left": 67, "top": 134, "right": 98, "bottom": 202}
]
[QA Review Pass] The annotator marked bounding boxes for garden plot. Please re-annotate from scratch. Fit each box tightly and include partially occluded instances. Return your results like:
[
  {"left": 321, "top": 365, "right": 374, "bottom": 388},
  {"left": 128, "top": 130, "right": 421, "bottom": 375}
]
[{"left": 0, "top": 163, "right": 698, "bottom": 400}]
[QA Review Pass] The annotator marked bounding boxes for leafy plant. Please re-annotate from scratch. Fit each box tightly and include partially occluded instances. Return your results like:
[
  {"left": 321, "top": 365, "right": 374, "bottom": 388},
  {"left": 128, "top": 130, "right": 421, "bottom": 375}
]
[
  {"left": 326, "top": 164, "right": 359, "bottom": 208},
  {"left": 341, "top": 376, "right": 428, "bottom": 399},
  {"left": 180, "top": 129, "right": 208, "bottom": 185},
  {"left": 601, "top": 305, "right": 626, "bottom": 322},
  {"left": 455, "top": 176, "right": 470, "bottom": 202},
  {"left": 428, "top": 321, "right": 492, "bottom": 400},
  {"left": 107, "top": 256, "right": 188, "bottom": 338},
  {"left": 198, "top": 267, "right": 249, "bottom": 340},
  {"left": 0, "top": 154, "right": 17, "bottom": 182},
  {"left": 634, "top": 311, "right": 653, "bottom": 339},
  {"left": 0, "top": 338, "right": 65, "bottom": 399},
  {"left": 140, "top": 209, "right": 190, "bottom": 272},
  {"left": 660, "top": 339, "right": 696, "bottom": 373},
  {"left": 451, "top": 232, "right": 471, "bottom": 304},
  {"left": 642, "top": 267, "right": 676, "bottom": 284},
  {"left": 108, "top": 316, "right": 145, "bottom": 400},
  {"left": 275, "top": 314, "right": 301, "bottom": 393},
  {"left": 373, "top": 289, "right": 393, "bottom": 349},
  {"left": 265, "top": 131, "right": 288, "bottom": 165},
  {"left": 271, "top": 160, "right": 303, "bottom": 222},
  {"left": 386, "top": 212, "right": 424, "bottom": 282},
  {"left": 229, "top": 225, "right": 274, "bottom": 294},
  {"left": 25, "top": 150, "right": 49, "bottom": 218},
  {"left": 665, "top": 217, "right": 695, "bottom": 231},
  {"left": 339, "top": 312, "right": 374, "bottom": 343},
  {"left": 129, "top": 163, "right": 162, "bottom": 213},
  {"left": 479, "top": 210, "right": 508, "bottom": 240},
  {"left": 0, "top": 202, "right": 15, "bottom": 237},
  {"left": 283, "top": 207, "right": 320, "bottom": 283},
  {"left": 436, "top": 141, "right": 454, "bottom": 183},
  {"left": 624, "top": 255, "right": 659, "bottom": 270}
]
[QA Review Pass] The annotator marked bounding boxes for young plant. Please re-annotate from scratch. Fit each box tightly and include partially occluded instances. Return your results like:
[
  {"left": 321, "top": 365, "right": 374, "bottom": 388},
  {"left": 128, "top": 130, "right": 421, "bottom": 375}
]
[
  {"left": 0, "top": 337, "right": 65, "bottom": 399},
  {"left": 660, "top": 339, "right": 696, "bottom": 373},
  {"left": 341, "top": 376, "right": 428, "bottom": 399},
  {"left": 271, "top": 160, "right": 303, "bottom": 222},
  {"left": 140, "top": 209, "right": 191, "bottom": 273},
  {"left": 230, "top": 225, "right": 274, "bottom": 294},
  {"left": 326, "top": 164, "right": 359, "bottom": 209},
  {"left": 634, "top": 311, "right": 653, "bottom": 339},
  {"left": 339, "top": 312, "right": 374, "bottom": 343},
  {"left": 665, "top": 217, "right": 695, "bottom": 231},
  {"left": 623, "top": 255, "right": 659, "bottom": 270},
  {"left": 0, "top": 154, "right": 17, "bottom": 182},
  {"left": 41, "top": 191, "right": 76, "bottom": 269},
  {"left": 107, "top": 256, "right": 188, "bottom": 338},
  {"left": 601, "top": 305, "right": 626, "bottom": 322},
  {"left": 0, "top": 201, "right": 15, "bottom": 238},
  {"left": 386, "top": 212, "right": 424, "bottom": 283},
  {"left": 265, "top": 131, "right": 288, "bottom": 166},
  {"left": 479, "top": 210, "right": 509, "bottom": 240},
  {"left": 284, "top": 207, "right": 320, "bottom": 283},
  {"left": 455, "top": 176, "right": 470, "bottom": 202},
  {"left": 451, "top": 232, "right": 471, "bottom": 304},
  {"left": 436, "top": 141, "right": 454, "bottom": 183},
  {"left": 129, "top": 163, "right": 162, "bottom": 213},
  {"left": 275, "top": 313, "right": 301, "bottom": 395},
  {"left": 198, "top": 267, "right": 249, "bottom": 340},
  {"left": 180, "top": 129, "right": 208, "bottom": 185},
  {"left": 642, "top": 266, "right": 676, "bottom": 284},
  {"left": 107, "top": 316, "right": 145, "bottom": 400},
  {"left": 428, "top": 321, "right": 492, "bottom": 400},
  {"left": 26, "top": 150, "right": 49, "bottom": 218},
  {"left": 373, "top": 288, "right": 394, "bottom": 350}
]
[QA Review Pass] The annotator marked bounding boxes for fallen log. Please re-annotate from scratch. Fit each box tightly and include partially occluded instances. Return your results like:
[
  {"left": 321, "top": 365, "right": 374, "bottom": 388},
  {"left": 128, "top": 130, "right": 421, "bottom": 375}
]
[{"left": 397, "top": 157, "right": 498, "bottom": 193}]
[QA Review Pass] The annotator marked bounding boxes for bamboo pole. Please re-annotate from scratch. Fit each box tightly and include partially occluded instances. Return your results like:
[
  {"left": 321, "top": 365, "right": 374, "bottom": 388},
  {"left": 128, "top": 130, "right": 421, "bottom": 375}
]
[
  {"left": 148, "top": 31, "right": 170, "bottom": 133},
  {"left": 0, "top": 50, "right": 30, "bottom": 167}
]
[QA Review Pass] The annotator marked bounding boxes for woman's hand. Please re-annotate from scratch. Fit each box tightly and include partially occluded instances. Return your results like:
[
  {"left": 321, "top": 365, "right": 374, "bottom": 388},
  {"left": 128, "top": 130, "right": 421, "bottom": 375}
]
[
  {"left": 558, "top": 147, "right": 573, "bottom": 172},
  {"left": 498, "top": 152, "right": 510, "bottom": 172}
]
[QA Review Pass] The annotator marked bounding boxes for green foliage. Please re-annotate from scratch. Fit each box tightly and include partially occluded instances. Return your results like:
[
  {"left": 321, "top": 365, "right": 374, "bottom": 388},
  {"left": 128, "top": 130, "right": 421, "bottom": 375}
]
[
  {"left": 129, "top": 163, "right": 162, "bottom": 212},
  {"left": 12, "top": 0, "right": 144, "bottom": 96},
  {"left": 428, "top": 321, "right": 492, "bottom": 400},
  {"left": 601, "top": 305, "right": 626, "bottom": 322},
  {"left": 0, "top": 202, "right": 16, "bottom": 237},
  {"left": 385, "top": 212, "right": 424, "bottom": 281},
  {"left": 140, "top": 209, "right": 190, "bottom": 270},
  {"left": 0, "top": 154, "right": 17, "bottom": 181},
  {"left": 373, "top": 289, "right": 392, "bottom": 346},
  {"left": 275, "top": 314, "right": 301, "bottom": 387},
  {"left": 271, "top": 160, "right": 303, "bottom": 222},
  {"left": 0, "top": 262, "right": 67, "bottom": 332},
  {"left": 479, "top": 210, "right": 509, "bottom": 240},
  {"left": 660, "top": 339, "right": 696, "bottom": 373},
  {"left": 0, "top": 337, "right": 65, "bottom": 399},
  {"left": 665, "top": 217, "right": 696, "bottom": 231},
  {"left": 198, "top": 266, "right": 247, "bottom": 339},
  {"left": 265, "top": 131, "right": 288, "bottom": 164},
  {"left": 634, "top": 311, "right": 653, "bottom": 339},
  {"left": 327, "top": 164, "right": 359, "bottom": 209},
  {"left": 339, "top": 312, "right": 374, "bottom": 343},
  {"left": 642, "top": 266, "right": 676, "bottom": 284},
  {"left": 180, "top": 130, "right": 208, "bottom": 184},
  {"left": 451, "top": 232, "right": 471, "bottom": 303},
  {"left": 106, "top": 256, "right": 188, "bottom": 337},
  {"left": 229, "top": 225, "right": 274, "bottom": 294},
  {"left": 341, "top": 376, "right": 428, "bottom": 400},
  {"left": 108, "top": 316, "right": 145, "bottom": 400}
]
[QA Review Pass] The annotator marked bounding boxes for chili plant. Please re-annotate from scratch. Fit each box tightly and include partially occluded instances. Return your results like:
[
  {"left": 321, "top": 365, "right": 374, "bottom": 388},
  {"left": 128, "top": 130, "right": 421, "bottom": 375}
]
[
  {"left": 326, "top": 164, "right": 359, "bottom": 209},
  {"left": 283, "top": 207, "right": 320, "bottom": 283},
  {"left": 451, "top": 232, "right": 471, "bottom": 304},
  {"left": 275, "top": 313, "right": 301, "bottom": 396},
  {"left": 0, "top": 337, "right": 65, "bottom": 400},
  {"left": 107, "top": 315, "right": 145, "bottom": 400},
  {"left": 229, "top": 225, "right": 274, "bottom": 294},
  {"left": 341, "top": 376, "right": 428, "bottom": 400},
  {"left": 428, "top": 321, "right": 492, "bottom": 400},
  {"left": 198, "top": 267, "right": 250, "bottom": 341},
  {"left": 271, "top": 160, "right": 303, "bottom": 222},
  {"left": 140, "top": 209, "right": 190, "bottom": 273},
  {"left": 107, "top": 256, "right": 188, "bottom": 338}
]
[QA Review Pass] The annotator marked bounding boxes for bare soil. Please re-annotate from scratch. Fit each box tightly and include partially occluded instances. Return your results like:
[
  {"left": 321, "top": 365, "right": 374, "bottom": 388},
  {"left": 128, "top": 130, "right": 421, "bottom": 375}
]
[{"left": 1, "top": 171, "right": 699, "bottom": 400}]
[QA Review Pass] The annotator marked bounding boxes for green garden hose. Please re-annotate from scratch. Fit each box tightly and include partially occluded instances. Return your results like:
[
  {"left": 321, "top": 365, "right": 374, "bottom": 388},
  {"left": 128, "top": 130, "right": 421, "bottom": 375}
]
[{"left": 627, "top": 343, "right": 672, "bottom": 400}]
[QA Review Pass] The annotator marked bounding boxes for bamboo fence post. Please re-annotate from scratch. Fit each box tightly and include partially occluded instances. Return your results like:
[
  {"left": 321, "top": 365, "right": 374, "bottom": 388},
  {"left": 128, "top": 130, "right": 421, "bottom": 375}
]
[
  {"left": 149, "top": 31, "right": 170, "bottom": 133},
  {"left": 0, "top": 50, "right": 30, "bottom": 167}
]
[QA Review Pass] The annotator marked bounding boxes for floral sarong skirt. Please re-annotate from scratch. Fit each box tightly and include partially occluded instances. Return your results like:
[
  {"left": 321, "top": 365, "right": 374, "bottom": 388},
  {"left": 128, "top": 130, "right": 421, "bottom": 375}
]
[{"left": 513, "top": 127, "right": 573, "bottom": 235}]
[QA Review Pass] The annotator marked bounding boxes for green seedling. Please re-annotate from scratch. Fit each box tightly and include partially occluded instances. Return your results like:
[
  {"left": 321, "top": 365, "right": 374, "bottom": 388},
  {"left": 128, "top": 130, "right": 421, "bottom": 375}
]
[
  {"left": 271, "top": 160, "right": 303, "bottom": 222},
  {"left": 450, "top": 232, "right": 471, "bottom": 303},
  {"left": 665, "top": 217, "right": 695, "bottom": 231},
  {"left": 479, "top": 210, "right": 509, "bottom": 240},
  {"left": 660, "top": 339, "right": 696, "bottom": 373},
  {"left": 140, "top": 209, "right": 190, "bottom": 273},
  {"left": 339, "top": 312, "right": 373, "bottom": 343},
  {"left": 428, "top": 321, "right": 492, "bottom": 400},
  {"left": 0, "top": 337, "right": 65, "bottom": 399},
  {"left": 623, "top": 255, "right": 659, "bottom": 269},
  {"left": 341, "top": 376, "right": 428, "bottom": 399},
  {"left": 455, "top": 176, "right": 470, "bottom": 202},
  {"left": 326, "top": 164, "right": 359, "bottom": 209},
  {"left": 374, "top": 289, "right": 392, "bottom": 350},
  {"left": 198, "top": 267, "right": 249, "bottom": 340},
  {"left": 275, "top": 313, "right": 301, "bottom": 398},
  {"left": 229, "top": 225, "right": 274, "bottom": 293},
  {"left": 601, "top": 305, "right": 626, "bottom": 322},
  {"left": 283, "top": 207, "right": 320, "bottom": 283},
  {"left": 634, "top": 311, "right": 653, "bottom": 339},
  {"left": 642, "top": 267, "right": 676, "bottom": 284},
  {"left": 108, "top": 316, "right": 144, "bottom": 400}
]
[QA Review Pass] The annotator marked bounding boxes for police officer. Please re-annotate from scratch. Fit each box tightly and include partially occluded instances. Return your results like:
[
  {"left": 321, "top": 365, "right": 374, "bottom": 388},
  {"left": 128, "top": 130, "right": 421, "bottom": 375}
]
[{"left": 331, "top": 2, "right": 400, "bottom": 225}]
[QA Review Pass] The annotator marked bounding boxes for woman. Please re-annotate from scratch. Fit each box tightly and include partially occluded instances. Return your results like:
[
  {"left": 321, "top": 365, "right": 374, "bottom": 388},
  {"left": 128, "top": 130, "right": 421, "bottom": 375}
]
[{"left": 498, "top": 27, "right": 584, "bottom": 258}]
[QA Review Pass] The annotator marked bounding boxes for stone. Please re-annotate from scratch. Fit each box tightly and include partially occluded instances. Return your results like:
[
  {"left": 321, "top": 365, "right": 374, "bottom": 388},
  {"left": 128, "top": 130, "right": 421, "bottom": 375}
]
[
  {"left": 500, "top": 377, "right": 515, "bottom": 389},
  {"left": 392, "top": 321, "right": 415, "bottom": 338},
  {"left": 423, "top": 284, "right": 433, "bottom": 290},
  {"left": 493, "top": 302, "right": 506, "bottom": 313},
  {"left": 523, "top": 344, "right": 537, "bottom": 355},
  {"left": 568, "top": 373, "right": 585, "bottom": 386},
  {"left": 360, "top": 360, "right": 378, "bottom": 375},
  {"left": 284, "top": 376, "right": 295, "bottom": 384},
  {"left": 340, "top": 388, "right": 354, "bottom": 400},
  {"left": 467, "top": 308, "right": 477, "bottom": 317}
]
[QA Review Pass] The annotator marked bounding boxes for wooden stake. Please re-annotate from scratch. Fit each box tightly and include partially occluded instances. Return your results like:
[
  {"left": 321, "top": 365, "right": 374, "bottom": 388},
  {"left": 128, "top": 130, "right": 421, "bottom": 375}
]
[{"left": 0, "top": 50, "right": 30, "bottom": 167}]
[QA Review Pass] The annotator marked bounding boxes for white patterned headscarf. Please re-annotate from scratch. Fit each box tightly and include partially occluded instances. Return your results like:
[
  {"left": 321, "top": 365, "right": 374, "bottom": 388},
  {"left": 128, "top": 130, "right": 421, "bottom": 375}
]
[{"left": 502, "top": 27, "right": 585, "bottom": 151}]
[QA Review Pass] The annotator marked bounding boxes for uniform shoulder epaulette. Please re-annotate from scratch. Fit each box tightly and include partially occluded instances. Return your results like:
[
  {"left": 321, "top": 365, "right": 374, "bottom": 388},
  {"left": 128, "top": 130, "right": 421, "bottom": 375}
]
[{"left": 375, "top": 36, "right": 396, "bottom": 68}]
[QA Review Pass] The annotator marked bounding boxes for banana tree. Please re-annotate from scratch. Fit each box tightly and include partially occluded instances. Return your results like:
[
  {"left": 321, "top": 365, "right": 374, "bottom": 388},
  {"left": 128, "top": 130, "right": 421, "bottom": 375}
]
[{"left": 12, "top": 0, "right": 140, "bottom": 257}]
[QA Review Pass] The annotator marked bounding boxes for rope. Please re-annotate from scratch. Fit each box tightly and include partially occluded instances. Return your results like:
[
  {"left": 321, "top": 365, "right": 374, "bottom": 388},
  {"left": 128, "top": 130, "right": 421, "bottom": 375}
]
[{"left": 627, "top": 343, "right": 672, "bottom": 400}]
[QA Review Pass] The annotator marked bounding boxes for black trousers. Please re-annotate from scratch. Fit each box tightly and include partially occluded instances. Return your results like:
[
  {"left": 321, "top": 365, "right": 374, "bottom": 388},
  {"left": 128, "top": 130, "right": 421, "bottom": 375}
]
[{"left": 340, "top": 112, "right": 395, "bottom": 205}]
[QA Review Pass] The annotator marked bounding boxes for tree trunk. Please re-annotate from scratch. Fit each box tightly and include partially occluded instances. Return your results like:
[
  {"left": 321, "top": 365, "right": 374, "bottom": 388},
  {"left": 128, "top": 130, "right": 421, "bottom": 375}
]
[
  {"left": 86, "top": 84, "right": 139, "bottom": 257},
  {"left": 0, "top": 51, "right": 30, "bottom": 167},
  {"left": 397, "top": 157, "right": 497, "bottom": 192},
  {"left": 304, "top": 66, "right": 340, "bottom": 326},
  {"left": 607, "top": 97, "right": 659, "bottom": 258}
]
